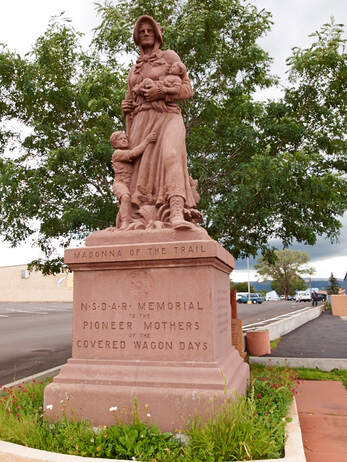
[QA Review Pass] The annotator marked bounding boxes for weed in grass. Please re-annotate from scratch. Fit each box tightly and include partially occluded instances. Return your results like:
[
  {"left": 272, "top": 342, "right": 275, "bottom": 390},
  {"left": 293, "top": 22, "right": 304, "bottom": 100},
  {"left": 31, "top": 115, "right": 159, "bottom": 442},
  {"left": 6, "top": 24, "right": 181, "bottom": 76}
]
[
  {"left": 270, "top": 338, "right": 281, "bottom": 351},
  {"left": 0, "top": 366, "right": 298, "bottom": 461}
]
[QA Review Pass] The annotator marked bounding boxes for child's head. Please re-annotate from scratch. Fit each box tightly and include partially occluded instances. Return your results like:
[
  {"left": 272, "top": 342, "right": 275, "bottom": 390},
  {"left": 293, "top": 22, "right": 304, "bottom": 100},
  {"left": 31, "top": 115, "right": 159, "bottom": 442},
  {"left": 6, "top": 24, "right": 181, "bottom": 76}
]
[
  {"left": 110, "top": 131, "right": 129, "bottom": 149},
  {"left": 169, "top": 61, "right": 186, "bottom": 76},
  {"left": 142, "top": 78, "right": 155, "bottom": 89}
]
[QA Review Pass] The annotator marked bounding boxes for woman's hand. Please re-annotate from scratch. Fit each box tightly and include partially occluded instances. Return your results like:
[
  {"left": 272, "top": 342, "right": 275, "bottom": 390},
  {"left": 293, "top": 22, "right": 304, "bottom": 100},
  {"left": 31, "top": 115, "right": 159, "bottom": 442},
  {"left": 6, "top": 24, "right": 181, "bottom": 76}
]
[
  {"left": 143, "top": 85, "right": 163, "bottom": 102},
  {"left": 121, "top": 99, "right": 134, "bottom": 115}
]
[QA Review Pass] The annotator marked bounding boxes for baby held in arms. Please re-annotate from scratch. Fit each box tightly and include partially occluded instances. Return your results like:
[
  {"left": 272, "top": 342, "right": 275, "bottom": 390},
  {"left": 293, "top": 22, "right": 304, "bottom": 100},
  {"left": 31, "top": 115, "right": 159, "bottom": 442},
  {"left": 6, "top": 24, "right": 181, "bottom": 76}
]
[{"left": 135, "top": 61, "right": 187, "bottom": 99}]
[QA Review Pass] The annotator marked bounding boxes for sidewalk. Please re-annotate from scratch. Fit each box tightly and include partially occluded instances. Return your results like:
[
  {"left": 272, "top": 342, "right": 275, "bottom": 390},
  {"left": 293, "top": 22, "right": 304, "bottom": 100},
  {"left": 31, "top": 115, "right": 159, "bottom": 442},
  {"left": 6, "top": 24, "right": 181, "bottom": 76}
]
[
  {"left": 296, "top": 380, "right": 347, "bottom": 462},
  {"left": 249, "top": 310, "right": 347, "bottom": 461}
]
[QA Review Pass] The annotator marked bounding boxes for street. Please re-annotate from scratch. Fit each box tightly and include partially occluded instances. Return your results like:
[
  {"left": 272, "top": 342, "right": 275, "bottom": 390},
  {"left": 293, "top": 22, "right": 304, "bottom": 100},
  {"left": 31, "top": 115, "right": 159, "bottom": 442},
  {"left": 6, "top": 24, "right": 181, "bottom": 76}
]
[
  {"left": 0, "top": 300, "right": 311, "bottom": 385},
  {"left": 237, "top": 299, "right": 312, "bottom": 325},
  {"left": 0, "top": 302, "right": 72, "bottom": 385}
]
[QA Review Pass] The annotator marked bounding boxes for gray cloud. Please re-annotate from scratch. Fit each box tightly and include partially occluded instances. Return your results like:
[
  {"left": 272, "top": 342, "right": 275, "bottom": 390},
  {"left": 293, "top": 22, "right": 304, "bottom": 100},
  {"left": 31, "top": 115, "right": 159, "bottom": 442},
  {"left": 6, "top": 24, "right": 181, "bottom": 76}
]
[{"left": 235, "top": 213, "right": 347, "bottom": 270}]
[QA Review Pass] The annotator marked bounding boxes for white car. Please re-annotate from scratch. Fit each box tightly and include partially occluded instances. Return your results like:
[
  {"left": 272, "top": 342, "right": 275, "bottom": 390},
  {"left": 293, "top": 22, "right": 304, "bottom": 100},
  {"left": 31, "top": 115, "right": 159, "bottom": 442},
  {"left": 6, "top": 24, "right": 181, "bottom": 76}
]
[{"left": 295, "top": 291, "right": 311, "bottom": 302}]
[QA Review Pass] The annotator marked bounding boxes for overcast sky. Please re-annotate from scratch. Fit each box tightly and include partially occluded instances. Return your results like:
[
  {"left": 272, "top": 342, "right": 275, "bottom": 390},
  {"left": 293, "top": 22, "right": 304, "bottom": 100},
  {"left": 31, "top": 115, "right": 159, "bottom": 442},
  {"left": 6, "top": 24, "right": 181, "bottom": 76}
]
[{"left": 0, "top": 1, "right": 346, "bottom": 280}]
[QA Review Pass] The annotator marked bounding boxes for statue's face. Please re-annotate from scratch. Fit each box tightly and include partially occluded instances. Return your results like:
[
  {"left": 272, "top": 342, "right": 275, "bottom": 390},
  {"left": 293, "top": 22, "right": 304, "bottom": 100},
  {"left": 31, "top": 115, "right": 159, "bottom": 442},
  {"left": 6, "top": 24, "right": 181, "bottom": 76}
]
[
  {"left": 116, "top": 133, "right": 129, "bottom": 148},
  {"left": 138, "top": 21, "right": 155, "bottom": 48}
]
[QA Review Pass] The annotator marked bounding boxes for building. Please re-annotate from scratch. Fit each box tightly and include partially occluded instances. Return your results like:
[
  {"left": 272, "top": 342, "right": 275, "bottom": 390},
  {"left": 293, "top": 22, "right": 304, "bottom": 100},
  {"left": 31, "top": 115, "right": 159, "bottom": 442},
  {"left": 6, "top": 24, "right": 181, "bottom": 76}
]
[
  {"left": 0, "top": 264, "right": 73, "bottom": 302},
  {"left": 265, "top": 290, "right": 280, "bottom": 301}
]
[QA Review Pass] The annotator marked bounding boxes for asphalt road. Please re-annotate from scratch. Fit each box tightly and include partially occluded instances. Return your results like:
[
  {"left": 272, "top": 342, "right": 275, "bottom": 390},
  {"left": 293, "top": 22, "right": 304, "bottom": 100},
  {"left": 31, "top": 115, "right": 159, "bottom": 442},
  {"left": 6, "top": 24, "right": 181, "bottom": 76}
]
[
  {"left": 267, "top": 310, "right": 347, "bottom": 358},
  {"left": 0, "top": 300, "right": 311, "bottom": 385},
  {"left": 0, "top": 302, "right": 72, "bottom": 385},
  {"left": 237, "top": 299, "right": 313, "bottom": 325}
]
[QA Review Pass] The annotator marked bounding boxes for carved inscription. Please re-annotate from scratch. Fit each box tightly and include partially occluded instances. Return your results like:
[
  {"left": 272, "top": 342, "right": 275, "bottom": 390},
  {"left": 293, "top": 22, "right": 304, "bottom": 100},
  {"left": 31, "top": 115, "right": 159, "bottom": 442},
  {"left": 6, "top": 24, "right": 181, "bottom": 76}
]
[
  {"left": 74, "top": 298, "right": 207, "bottom": 355},
  {"left": 70, "top": 243, "right": 208, "bottom": 263},
  {"left": 215, "top": 288, "right": 229, "bottom": 335},
  {"left": 138, "top": 301, "right": 203, "bottom": 311}
]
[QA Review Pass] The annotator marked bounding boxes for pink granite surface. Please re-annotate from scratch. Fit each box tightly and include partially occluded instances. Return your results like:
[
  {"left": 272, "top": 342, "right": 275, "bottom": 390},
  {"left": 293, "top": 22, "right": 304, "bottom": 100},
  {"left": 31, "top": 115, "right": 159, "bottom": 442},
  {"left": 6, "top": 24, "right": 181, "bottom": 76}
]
[{"left": 45, "top": 233, "right": 249, "bottom": 431}]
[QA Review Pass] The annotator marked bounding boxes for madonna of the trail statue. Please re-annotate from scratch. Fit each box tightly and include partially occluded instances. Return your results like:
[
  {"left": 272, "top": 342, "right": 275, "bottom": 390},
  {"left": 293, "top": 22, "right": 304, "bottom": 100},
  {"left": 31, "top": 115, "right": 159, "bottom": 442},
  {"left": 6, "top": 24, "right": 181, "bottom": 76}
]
[
  {"left": 44, "top": 15, "right": 249, "bottom": 433},
  {"left": 112, "top": 15, "right": 202, "bottom": 231}
]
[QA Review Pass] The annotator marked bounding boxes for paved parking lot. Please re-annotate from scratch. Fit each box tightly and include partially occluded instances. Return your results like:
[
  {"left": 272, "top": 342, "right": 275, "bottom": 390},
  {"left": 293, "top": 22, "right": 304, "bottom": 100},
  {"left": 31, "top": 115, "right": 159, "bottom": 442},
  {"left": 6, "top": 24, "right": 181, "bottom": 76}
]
[{"left": 267, "top": 310, "right": 347, "bottom": 358}]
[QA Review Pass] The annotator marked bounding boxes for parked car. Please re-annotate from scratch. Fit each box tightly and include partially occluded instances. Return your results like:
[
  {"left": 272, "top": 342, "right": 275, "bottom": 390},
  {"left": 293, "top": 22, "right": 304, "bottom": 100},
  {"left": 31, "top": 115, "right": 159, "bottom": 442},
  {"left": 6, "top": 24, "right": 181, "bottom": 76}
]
[
  {"left": 237, "top": 295, "right": 249, "bottom": 304},
  {"left": 315, "top": 294, "right": 327, "bottom": 302},
  {"left": 250, "top": 294, "right": 264, "bottom": 304},
  {"left": 287, "top": 295, "right": 296, "bottom": 301},
  {"left": 237, "top": 293, "right": 264, "bottom": 304},
  {"left": 295, "top": 291, "right": 311, "bottom": 302}
]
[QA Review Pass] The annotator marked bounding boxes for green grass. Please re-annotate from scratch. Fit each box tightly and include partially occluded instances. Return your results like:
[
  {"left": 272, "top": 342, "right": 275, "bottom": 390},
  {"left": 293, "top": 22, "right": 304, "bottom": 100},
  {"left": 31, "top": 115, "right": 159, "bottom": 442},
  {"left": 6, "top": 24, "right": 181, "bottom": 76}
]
[
  {"left": 252, "top": 364, "right": 347, "bottom": 389},
  {"left": 292, "top": 367, "right": 347, "bottom": 389},
  {"left": 270, "top": 338, "right": 281, "bottom": 351},
  {"left": 0, "top": 366, "right": 298, "bottom": 461}
]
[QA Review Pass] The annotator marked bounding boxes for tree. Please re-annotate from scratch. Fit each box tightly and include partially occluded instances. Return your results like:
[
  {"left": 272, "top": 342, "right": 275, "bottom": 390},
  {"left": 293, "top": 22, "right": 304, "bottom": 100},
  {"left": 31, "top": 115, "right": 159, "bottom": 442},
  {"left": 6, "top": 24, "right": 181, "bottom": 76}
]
[
  {"left": 327, "top": 272, "right": 340, "bottom": 295},
  {"left": 254, "top": 249, "right": 315, "bottom": 299},
  {"left": 230, "top": 281, "right": 255, "bottom": 293},
  {"left": 270, "top": 276, "right": 306, "bottom": 296},
  {"left": 0, "top": 1, "right": 346, "bottom": 274}
]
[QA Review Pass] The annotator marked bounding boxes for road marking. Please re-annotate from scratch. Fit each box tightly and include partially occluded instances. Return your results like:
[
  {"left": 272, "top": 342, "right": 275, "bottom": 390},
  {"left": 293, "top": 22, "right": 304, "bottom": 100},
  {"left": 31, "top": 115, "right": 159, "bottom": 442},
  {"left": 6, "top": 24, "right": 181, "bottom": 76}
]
[
  {"left": 0, "top": 315, "right": 9, "bottom": 318},
  {"left": 5, "top": 309, "right": 49, "bottom": 315},
  {"left": 243, "top": 306, "right": 314, "bottom": 330}
]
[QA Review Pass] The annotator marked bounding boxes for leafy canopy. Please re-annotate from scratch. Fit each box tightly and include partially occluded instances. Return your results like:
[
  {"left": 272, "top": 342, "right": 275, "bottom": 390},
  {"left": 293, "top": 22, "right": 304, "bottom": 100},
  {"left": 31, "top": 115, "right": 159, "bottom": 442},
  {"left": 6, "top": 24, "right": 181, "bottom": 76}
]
[
  {"left": 230, "top": 281, "right": 255, "bottom": 293},
  {"left": 0, "top": 1, "right": 346, "bottom": 273},
  {"left": 254, "top": 249, "right": 315, "bottom": 298},
  {"left": 327, "top": 272, "right": 341, "bottom": 295}
]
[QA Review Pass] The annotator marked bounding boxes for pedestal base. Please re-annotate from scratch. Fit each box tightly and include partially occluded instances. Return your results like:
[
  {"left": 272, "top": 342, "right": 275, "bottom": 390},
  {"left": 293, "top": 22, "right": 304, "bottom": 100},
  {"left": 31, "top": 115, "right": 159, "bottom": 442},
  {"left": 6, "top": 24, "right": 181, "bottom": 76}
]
[
  {"left": 45, "top": 350, "right": 248, "bottom": 431},
  {"left": 45, "top": 231, "right": 249, "bottom": 430}
]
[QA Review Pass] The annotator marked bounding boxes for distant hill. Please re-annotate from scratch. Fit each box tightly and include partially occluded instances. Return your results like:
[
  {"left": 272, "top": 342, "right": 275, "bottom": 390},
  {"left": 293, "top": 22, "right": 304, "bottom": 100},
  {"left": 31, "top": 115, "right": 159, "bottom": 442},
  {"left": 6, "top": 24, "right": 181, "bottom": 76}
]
[{"left": 249, "top": 279, "right": 343, "bottom": 292}]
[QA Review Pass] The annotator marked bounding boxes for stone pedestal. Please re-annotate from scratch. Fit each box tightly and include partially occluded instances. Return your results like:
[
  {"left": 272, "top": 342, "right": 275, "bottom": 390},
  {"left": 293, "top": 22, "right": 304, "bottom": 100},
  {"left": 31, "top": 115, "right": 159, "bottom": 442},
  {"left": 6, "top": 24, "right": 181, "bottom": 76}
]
[{"left": 44, "top": 229, "right": 249, "bottom": 431}]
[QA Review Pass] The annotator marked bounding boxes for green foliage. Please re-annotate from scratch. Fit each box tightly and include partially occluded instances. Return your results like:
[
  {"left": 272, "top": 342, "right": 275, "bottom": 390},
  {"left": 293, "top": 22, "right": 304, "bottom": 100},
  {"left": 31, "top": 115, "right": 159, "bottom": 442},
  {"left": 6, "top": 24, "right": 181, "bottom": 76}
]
[
  {"left": 0, "top": 2, "right": 346, "bottom": 272},
  {"left": 271, "top": 275, "right": 306, "bottom": 296},
  {"left": 230, "top": 281, "right": 255, "bottom": 292},
  {"left": 324, "top": 300, "right": 332, "bottom": 311},
  {"left": 270, "top": 337, "right": 281, "bottom": 351},
  {"left": 0, "top": 367, "right": 297, "bottom": 461},
  {"left": 255, "top": 249, "right": 314, "bottom": 298},
  {"left": 175, "top": 365, "right": 296, "bottom": 461},
  {"left": 327, "top": 272, "right": 341, "bottom": 295}
]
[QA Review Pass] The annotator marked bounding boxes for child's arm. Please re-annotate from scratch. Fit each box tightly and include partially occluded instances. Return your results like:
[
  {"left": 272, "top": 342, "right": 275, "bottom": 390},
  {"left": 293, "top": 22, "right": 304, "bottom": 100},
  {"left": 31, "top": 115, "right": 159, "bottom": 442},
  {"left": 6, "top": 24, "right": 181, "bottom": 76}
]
[
  {"left": 112, "top": 149, "right": 133, "bottom": 163},
  {"left": 128, "top": 132, "right": 157, "bottom": 161},
  {"left": 112, "top": 132, "right": 157, "bottom": 164}
]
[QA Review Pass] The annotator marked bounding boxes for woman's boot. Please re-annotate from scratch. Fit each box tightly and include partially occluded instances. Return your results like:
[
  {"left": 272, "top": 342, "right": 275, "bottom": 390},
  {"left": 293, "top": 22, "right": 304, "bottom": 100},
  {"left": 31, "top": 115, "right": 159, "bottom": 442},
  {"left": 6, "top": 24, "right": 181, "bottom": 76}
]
[{"left": 169, "top": 195, "right": 194, "bottom": 230}]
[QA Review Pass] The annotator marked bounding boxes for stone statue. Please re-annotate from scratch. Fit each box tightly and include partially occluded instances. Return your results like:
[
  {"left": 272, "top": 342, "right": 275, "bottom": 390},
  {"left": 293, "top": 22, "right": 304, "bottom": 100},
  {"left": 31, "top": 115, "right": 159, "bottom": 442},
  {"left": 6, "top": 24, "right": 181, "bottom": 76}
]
[
  {"left": 110, "top": 130, "right": 157, "bottom": 230},
  {"left": 47, "top": 16, "right": 248, "bottom": 431},
  {"left": 112, "top": 14, "right": 202, "bottom": 231}
]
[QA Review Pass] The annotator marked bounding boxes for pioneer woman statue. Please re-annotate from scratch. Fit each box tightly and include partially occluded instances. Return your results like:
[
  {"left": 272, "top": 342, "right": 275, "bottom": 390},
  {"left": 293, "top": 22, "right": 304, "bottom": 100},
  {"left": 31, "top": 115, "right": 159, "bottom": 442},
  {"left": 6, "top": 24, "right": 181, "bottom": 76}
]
[{"left": 115, "top": 15, "right": 202, "bottom": 230}]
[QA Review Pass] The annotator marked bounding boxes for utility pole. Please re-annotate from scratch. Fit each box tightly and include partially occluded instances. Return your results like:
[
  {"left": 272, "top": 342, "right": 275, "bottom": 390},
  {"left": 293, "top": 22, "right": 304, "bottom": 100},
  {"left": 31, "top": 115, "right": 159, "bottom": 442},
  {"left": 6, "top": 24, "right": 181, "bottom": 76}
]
[{"left": 247, "top": 257, "right": 251, "bottom": 304}]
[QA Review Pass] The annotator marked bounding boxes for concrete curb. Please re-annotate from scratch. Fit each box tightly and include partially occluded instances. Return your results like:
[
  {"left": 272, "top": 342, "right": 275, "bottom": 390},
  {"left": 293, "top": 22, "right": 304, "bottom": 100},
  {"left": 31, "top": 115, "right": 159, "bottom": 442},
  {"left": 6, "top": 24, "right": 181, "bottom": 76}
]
[
  {"left": 0, "top": 399, "right": 305, "bottom": 462},
  {"left": 249, "top": 356, "right": 347, "bottom": 371},
  {"left": 2, "top": 366, "right": 61, "bottom": 389},
  {"left": 244, "top": 306, "right": 323, "bottom": 342}
]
